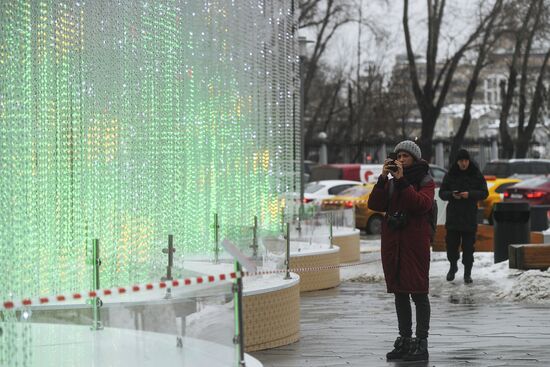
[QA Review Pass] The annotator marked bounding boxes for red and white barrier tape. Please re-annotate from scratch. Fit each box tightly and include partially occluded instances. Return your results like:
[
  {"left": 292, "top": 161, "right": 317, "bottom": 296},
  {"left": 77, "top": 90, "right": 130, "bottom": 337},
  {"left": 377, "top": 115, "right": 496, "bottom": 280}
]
[
  {"left": 1, "top": 260, "right": 373, "bottom": 311},
  {"left": 322, "top": 200, "right": 369, "bottom": 205}
]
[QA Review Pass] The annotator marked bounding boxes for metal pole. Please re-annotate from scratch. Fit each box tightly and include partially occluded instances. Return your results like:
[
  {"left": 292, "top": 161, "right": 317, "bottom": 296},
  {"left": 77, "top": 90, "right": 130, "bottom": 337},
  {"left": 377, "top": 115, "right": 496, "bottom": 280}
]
[
  {"left": 299, "top": 39, "right": 306, "bottom": 224},
  {"left": 250, "top": 216, "right": 258, "bottom": 258},
  {"left": 162, "top": 234, "right": 175, "bottom": 281},
  {"left": 91, "top": 238, "right": 103, "bottom": 330},
  {"left": 329, "top": 213, "right": 334, "bottom": 249},
  {"left": 213, "top": 213, "right": 220, "bottom": 264},
  {"left": 435, "top": 141, "right": 445, "bottom": 168},
  {"left": 281, "top": 209, "right": 285, "bottom": 234},
  {"left": 162, "top": 235, "right": 176, "bottom": 299},
  {"left": 233, "top": 262, "right": 246, "bottom": 366},
  {"left": 284, "top": 223, "right": 291, "bottom": 280}
]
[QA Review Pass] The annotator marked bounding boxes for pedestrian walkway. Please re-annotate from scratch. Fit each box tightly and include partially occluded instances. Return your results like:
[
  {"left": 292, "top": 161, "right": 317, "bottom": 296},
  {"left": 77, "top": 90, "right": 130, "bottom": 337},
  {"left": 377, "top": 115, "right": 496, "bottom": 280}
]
[{"left": 251, "top": 253, "right": 550, "bottom": 366}]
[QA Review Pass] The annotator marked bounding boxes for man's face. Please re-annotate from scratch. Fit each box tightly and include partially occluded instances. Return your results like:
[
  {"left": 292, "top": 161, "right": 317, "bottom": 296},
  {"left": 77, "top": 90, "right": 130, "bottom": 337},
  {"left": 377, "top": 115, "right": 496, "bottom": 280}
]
[
  {"left": 397, "top": 151, "right": 414, "bottom": 167},
  {"left": 458, "top": 159, "right": 470, "bottom": 170}
]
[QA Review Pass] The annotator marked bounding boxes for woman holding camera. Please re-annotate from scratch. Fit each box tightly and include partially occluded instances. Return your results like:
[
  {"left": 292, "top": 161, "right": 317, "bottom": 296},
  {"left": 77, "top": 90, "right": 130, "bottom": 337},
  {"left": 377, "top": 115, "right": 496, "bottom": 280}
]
[{"left": 367, "top": 140, "right": 435, "bottom": 362}]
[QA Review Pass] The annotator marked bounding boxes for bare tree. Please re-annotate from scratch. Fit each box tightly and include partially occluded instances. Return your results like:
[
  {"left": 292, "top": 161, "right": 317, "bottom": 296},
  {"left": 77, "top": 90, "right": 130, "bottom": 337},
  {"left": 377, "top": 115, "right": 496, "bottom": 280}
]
[
  {"left": 302, "top": 62, "right": 346, "bottom": 159},
  {"left": 497, "top": 0, "right": 550, "bottom": 158},
  {"left": 498, "top": 0, "right": 542, "bottom": 157},
  {"left": 387, "top": 65, "right": 417, "bottom": 140},
  {"left": 449, "top": 0, "right": 504, "bottom": 165},
  {"left": 516, "top": 47, "right": 550, "bottom": 156},
  {"left": 345, "top": 62, "right": 386, "bottom": 162},
  {"left": 299, "top": 0, "right": 353, "bottom": 111},
  {"left": 403, "top": 0, "right": 501, "bottom": 161}
]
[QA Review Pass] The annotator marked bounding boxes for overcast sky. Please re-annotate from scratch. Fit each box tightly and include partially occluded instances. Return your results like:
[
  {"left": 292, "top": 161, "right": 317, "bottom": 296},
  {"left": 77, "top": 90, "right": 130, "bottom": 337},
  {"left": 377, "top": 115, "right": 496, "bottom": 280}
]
[{"left": 299, "top": 0, "right": 486, "bottom": 75}]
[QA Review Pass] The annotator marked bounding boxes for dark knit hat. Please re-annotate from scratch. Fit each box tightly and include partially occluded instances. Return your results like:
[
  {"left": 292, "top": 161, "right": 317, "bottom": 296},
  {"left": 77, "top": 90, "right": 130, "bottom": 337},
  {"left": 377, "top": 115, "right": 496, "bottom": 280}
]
[
  {"left": 394, "top": 140, "right": 421, "bottom": 161},
  {"left": 456, "top": 149, "right": 470, "bottom": 161}
]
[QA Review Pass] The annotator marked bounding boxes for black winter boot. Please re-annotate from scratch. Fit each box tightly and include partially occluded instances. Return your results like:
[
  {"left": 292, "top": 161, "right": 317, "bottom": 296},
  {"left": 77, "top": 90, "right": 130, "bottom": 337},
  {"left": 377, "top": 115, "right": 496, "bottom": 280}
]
[
  {"left": 464, "top": 264, "right": 473, "bottom": 284},
  {"left": 446, "top": 262, "right": 458, "bottom": 281},
  {"left": 386, "top": 336, "right": 411, "bottom": 360},
  {"left": 403, "top": 337, "right": 429, "bottom": 361}
]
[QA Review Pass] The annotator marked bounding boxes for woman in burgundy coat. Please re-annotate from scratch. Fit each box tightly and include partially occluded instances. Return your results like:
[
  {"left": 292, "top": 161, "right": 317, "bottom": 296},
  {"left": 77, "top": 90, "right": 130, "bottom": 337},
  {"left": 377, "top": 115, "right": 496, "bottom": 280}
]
[{"left": 367, "top": 140, "right": 435, "bottom": 362}]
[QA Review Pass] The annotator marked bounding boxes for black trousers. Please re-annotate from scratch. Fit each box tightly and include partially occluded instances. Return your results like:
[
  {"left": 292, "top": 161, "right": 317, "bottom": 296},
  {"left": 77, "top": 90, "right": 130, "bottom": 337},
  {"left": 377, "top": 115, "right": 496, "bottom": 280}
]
[
  {"left": 394, "top": 292, "right": 430, "bottom": 339},
  {"left": 446, "top": 229, "right": 476, "bottom": 267}
]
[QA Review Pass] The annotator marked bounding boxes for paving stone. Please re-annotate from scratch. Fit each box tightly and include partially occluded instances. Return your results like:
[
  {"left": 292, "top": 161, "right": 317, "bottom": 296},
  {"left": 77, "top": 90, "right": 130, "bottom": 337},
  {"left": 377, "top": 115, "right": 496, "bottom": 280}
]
[{"left": 251, "top": 257, "right": 550, "bottom": 366}]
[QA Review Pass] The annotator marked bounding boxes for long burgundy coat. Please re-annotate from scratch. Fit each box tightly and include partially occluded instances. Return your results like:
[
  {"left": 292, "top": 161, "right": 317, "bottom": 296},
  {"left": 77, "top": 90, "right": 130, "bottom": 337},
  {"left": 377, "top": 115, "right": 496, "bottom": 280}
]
[{"left": 368, "top": 175, "right": 435, "bottom": 294}]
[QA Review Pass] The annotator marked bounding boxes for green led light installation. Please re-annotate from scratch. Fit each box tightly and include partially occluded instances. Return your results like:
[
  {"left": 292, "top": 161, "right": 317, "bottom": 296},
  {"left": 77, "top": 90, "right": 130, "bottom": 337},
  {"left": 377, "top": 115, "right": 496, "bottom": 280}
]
[{"left": 0, "top": 0, "right": 299, "bottom": 301}]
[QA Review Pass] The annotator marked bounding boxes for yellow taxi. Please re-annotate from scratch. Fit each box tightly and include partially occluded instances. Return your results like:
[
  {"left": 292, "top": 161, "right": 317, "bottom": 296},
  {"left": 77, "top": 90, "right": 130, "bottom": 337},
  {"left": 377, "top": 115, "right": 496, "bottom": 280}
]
[
  {"left": 479, "top": 176, "right": 521, "bottom": 223},
  {"left": 321, "top": 183, "right": 384, "bottom": 234}
]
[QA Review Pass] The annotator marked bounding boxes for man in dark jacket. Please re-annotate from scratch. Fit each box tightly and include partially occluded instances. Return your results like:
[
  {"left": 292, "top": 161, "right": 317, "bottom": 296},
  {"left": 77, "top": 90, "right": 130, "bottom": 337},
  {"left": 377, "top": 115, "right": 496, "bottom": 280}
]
[
  {"left": 439, "top": 149, "right": 488, "bottom": 284},
  {"left": 368, "top": 140, "right": 434, "bottom": 362}
]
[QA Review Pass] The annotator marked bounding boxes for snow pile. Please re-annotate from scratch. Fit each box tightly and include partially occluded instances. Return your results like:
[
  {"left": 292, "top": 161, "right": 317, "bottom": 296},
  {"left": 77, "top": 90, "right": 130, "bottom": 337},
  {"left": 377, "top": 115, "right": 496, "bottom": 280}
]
[
  {"left": 350, "top": 239, "right": 550, "bottom": 305},
  {"left": 494, "top": 269, "right": 550, "bottom": 302}
]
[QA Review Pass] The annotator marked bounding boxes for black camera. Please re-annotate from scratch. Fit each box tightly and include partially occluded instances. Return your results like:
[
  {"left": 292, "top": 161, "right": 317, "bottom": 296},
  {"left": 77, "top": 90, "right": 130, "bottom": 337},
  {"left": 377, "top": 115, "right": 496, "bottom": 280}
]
[
  {"left": 387, "top": 152, "right": 398, "bottom": 172},
  {"left": 387, "top": 211, "right": 408, "bottom": 230}
]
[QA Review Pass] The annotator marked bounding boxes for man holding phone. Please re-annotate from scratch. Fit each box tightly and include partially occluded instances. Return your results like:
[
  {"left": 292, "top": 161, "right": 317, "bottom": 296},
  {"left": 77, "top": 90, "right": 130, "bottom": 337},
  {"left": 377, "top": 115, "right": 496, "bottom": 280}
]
[{"left": 439, "top": 149, "right": 488, "bottom": 284}]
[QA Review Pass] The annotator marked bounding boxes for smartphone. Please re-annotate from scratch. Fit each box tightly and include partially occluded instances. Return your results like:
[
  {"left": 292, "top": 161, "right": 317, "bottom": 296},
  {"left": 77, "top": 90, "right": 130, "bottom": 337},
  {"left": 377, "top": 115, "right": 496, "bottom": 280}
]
[{"left": 387, "top": 152, "right": 398, "bottom": 172}]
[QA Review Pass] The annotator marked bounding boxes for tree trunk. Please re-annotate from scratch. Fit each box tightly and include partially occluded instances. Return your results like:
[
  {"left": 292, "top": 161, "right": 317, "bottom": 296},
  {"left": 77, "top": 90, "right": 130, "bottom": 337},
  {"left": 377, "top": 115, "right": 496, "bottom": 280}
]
[
  {"left": 419, "top": 106, "right": 438, "bottom": 162},
  {"left": 515, "top": 135, "right": 530, "bottom": 158},
  {"left": 449, "top": 109, "right": 471, "bottom": 166},
  {"left": 515, "top": 46, "right": 550, "bottom": 157}
]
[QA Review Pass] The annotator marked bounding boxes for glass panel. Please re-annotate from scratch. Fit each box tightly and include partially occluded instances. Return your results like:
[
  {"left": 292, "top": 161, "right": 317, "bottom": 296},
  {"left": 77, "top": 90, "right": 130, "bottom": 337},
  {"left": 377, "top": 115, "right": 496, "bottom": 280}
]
[
  {"left": 305, "top": 183, "right": 325, "bottom": 193},
  {"left": 430, "top": 167, "right": 447, "bottom": 181},
  {"left": 0, "top": 280, "right": 236, "bottom": 367},
  {"left": 511, "top": 162, "right": 531, "bottom": 174},
  {"left": 532, "top": 163, "right": 547, "bottom": 174},
  {"left": 328, "top": 184, "right": 355, "bottom": 195},
  {"left": 495, "top": 182, "right": 518, "bottom": 194},
  {"left": 338, "top": 186, "right": 372, "bottom": 197}
]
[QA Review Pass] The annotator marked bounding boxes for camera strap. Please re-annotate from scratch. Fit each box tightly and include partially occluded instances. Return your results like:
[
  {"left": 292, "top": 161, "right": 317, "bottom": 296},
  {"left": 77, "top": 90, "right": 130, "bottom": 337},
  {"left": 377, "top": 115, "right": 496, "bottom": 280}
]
[{"left": 386, "top": 179, "right": 399, "bottom": 214}]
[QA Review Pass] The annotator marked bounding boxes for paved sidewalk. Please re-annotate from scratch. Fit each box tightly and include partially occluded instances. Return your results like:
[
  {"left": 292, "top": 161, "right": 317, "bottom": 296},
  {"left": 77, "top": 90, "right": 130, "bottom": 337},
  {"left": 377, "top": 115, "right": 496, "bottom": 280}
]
[{"left": 251, "top": 253, "right": 550, "bottom": 366}]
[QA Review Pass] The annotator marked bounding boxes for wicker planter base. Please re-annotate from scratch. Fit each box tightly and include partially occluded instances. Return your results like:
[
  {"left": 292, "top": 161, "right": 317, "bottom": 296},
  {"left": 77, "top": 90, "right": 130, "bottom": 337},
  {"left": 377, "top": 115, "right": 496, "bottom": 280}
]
[
  {"left": 243, "top": 275, "right": 300, "bottom": 352},
  {"left": 331, "top": 229, "right": 360, "bottom": 263},
  {"left": 290, "top": 247, "right": 340, "bottom": 292}
]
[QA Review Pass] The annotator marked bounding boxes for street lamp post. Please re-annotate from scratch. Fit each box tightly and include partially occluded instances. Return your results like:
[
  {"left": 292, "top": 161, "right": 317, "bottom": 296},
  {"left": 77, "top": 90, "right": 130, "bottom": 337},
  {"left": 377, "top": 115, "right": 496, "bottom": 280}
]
[
  {"left": 298, "top": 35, "right": 313, "bottom": 220},
  {"left": 318, "top": 131, "right": 328, "bottom": 165}
]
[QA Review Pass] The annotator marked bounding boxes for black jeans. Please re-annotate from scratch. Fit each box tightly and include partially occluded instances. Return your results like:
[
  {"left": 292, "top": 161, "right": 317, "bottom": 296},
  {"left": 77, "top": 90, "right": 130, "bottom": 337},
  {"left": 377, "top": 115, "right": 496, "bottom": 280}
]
[
  {"left": 446, "top": 229, "right": 476, "bottom": 267},
  {"left": 394, "top": 292, "right": 430, "bottom": 339}
]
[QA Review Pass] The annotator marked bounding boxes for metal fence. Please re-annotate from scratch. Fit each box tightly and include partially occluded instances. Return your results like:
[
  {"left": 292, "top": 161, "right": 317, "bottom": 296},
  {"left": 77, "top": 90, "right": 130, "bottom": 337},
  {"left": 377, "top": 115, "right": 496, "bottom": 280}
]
[{"left": 307, "top": 139, "right": 501, "bottom": 170}]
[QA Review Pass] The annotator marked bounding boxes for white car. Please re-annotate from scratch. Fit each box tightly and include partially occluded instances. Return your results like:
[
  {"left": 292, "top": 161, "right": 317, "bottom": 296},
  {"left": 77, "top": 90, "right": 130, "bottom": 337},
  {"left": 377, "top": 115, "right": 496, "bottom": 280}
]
[{"left": 304, "top": 180, "right": 362, "bottom": 205}]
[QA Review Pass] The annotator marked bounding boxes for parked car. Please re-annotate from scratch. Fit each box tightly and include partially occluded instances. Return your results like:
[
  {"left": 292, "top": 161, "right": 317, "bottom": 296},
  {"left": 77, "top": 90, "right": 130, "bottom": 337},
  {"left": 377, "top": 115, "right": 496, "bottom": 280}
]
[
  {"left": 303, "top": 160, "right": 316, "bottom": 183},
  {"left": 503, "top": 176, "right": 550, "bottom": 205},
  {"left": 479, "top": 177, "right": 522, "bottom": 224},
  {"left": 309, "top": 164, "right": 368, "bottom": 182},
  {"left": 482, "top": 159, "right": 550, "bottom": 178},
  {"left": 310, "top": 163, "right": 447, "bottom": 186},
  {"left": 304, "top": 180, "right": 362, "bottom": 205},
  {"left": 321, "top": 184, "right": 384, "bottom": 234},
  {"left": 429, "top": 164, "right": 447, "bottom": 187}
]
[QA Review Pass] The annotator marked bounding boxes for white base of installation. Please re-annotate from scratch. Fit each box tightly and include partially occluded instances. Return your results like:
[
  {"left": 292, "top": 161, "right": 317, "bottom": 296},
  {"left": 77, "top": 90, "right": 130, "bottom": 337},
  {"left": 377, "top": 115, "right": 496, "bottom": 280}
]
[{"left": 4, "top": 322, "right": 262, "bottom": 367}]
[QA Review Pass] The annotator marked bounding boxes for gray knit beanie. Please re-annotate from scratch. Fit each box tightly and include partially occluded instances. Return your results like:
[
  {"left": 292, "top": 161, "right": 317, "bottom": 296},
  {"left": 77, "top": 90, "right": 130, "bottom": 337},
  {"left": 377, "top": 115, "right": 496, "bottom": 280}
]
[{"left": 394, "top": 140, "right": 421, "bottom": 161}]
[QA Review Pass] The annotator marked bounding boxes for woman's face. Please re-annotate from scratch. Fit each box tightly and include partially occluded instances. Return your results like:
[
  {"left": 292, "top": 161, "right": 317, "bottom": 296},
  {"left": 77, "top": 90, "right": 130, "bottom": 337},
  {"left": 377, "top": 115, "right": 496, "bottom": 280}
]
[{"left": 397, "top": 151, "right": 415, "bottom": 167}]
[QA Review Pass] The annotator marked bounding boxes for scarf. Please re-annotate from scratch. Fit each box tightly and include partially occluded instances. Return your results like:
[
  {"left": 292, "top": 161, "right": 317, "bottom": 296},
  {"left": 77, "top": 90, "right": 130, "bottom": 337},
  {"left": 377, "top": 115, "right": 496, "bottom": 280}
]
[{"left": 403, "top": 160, "right": 429, "bottom": 186}]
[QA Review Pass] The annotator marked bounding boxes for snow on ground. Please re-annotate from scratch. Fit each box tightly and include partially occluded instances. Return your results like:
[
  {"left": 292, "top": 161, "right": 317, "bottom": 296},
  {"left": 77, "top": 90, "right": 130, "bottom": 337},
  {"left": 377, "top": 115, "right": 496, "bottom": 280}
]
[{"left": 345, "top": 238, "right": 550, "bottom": 304}]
